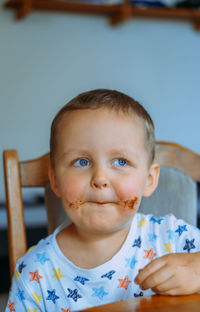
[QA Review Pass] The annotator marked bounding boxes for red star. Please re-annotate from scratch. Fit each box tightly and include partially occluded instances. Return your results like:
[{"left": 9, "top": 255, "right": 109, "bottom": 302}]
[
  {"left": 118, "top": 275, "right": 131, "bottom": 290},
  {"left": 7, "top": 300, "right": 15, "bottom": 312},
  {"left": 61, "top": 308, "right": 71, "bottom": 312},
  {"left": 29, "top": 269, "right": 43, "bottom": 283},
  {"left": 144, "top": 248, "right": 156, "bottom": 261}
]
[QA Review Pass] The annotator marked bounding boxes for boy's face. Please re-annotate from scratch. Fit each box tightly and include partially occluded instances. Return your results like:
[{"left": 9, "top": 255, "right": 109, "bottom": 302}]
[{"left": 49, "top": 108, "right": 159, "bottom": 235}]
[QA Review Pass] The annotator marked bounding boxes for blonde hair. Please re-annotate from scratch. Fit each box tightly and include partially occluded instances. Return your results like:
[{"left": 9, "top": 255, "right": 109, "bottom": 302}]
[{"left": 50, "top": 89, "right": 155, "bottom": 167}]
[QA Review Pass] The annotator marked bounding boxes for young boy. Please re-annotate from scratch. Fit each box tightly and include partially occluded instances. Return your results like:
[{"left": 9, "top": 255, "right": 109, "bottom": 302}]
[{"left": 6, "top": 89, "right": 200, "bottom": 312}]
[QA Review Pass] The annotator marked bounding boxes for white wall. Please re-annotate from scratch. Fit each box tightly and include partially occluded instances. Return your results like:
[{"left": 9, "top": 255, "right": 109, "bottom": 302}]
[{"left": 0, "top": 1, "right": 200, "bottom": 201}]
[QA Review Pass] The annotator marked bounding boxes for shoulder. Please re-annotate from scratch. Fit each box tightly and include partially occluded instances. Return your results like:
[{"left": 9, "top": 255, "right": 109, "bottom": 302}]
[
  {"left": 135, "top": 212, "right": 170, "bottom": 228},
  {"left": 14, "top": 222, "right": 70, "bottom": 279},
  {"left": 136, "top": 212, "right": 200, "bottom": 233},
  {"left": 135, "top": 212, "right": 196, "bottom": 229},
  {"left": 135, "top": 212, "right": 200, "bottom": 253},
  {"left": 14, "top": 233, "right": 55, "bottom": 282}
]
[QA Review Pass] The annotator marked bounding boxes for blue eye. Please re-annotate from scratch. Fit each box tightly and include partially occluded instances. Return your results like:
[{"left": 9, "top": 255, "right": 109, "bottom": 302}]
[
  {"left": 74, "top": 159, "right": 89, "bottom": 167},
  {"left": 113, "top": 159, "right": 127, "bottom": 167}
]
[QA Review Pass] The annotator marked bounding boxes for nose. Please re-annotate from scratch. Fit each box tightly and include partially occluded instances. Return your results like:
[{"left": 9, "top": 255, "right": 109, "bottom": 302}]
[{"left": 90, "top": 167, "right": 110, "bottom": 189}]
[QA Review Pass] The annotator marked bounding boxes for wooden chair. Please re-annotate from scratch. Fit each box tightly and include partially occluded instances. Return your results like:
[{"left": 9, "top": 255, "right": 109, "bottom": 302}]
[{"left": 3, "top": 142, "right": 200, "bottom": 279}]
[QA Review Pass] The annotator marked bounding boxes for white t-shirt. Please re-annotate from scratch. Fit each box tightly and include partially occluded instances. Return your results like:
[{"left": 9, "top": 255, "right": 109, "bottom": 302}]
[{"left": 6, "top": 213, "right": 200, "bottom": 312}]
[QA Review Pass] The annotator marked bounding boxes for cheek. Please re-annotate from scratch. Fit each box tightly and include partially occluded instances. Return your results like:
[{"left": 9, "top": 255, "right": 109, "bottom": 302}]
[
  {"left": 59, "top": 176, "right": 85, "bottom": 203},
  {"left": 114, "top": 177, "right": 137, "bottom": 200}
]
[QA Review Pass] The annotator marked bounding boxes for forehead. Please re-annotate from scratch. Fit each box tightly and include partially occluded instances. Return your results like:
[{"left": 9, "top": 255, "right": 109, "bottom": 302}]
[{"left": 56, "top": 108, "right": 146, "bottom": 150}]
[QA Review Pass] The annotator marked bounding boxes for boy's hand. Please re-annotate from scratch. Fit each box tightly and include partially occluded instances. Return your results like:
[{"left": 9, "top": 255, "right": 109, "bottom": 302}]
[{"left": 135, "top": 252, "right": 200, "bottom": 295}]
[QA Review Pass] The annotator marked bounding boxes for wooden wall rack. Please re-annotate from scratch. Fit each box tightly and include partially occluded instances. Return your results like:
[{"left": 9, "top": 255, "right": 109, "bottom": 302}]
[{"left": 4, "top": 0, "right": 200, "bottom": 30}]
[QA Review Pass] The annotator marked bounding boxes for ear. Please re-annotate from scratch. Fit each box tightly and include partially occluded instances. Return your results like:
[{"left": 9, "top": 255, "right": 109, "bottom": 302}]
[
  {"left": 48, "top": 164, "right": 62, "bottom": 198},
  {"left": 143, "top": 163, "right": 160, "bottom": 197}
]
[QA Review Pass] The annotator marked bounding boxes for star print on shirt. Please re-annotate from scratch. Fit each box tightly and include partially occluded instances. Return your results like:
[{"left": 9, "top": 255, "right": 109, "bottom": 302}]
[
  {"left": 7, "top": 299, "right": 15, "bottom": 312},
  {"left": 92, "top": 287, "right": 109, "bottom": 300},
  {"left": 46, "top": 289, "right": 59, "bottom": 304},
  {"left": 163, "top": 242, "right": 173, "bottom": 253},
  {"left": 101, "top": 270, "right": 116, "bottom": 280},
  {"left": 150, "top": 216, "right": 164, "bottom": 224},
  {"left": 125, "top": 256, "right": 138, "bottom": 269},
  {"left": 144, "top": 248, "right": 156, "bottom": 261},
  {"left": 118, "top": 275, "right": 131, "bottom": 290},
  {"left": 138, "top": 218, "right": 147, "bottom": 228},
  {"left": 183, "top": 238, "right": 196, "bottom": 253},
  {"left": 175, "top": 225, "right": 188, "bottom": 236},
  {"left": 15, "top": 270, "right": 21, "bottom": 279},
  {"left": 74, "top": 276, "right": 89, "bottom": 285},
  {"left": 148, "top": 233, "right": 157, "bottom": 242},
  {"left": 52, "top": 268, "right": 65, "bottom": 281},
  {"left": 29, "top": 270, "right": 43, "bottom": 284},
  {"left": 61, "top": 308, "right": 71, "bottom": 312},
  {"left": 34, "top": 252, "right": 50, "bottom": 265},
  {"left": 16, "top": 288, "right": 26, "bottom": 301},
  {"left": 168, "top": 230, "right": 175, "bottom": 240},
  {"left": 27, "top": 308, "right": 38, "bottom": 312},
  {"left": 134, "top": 291, "right": 143, "bottom": 297},
  {"left": 67, "top": 288, "right": 82, "bottom": 302},
  {"left": 132, "top": 236, "right": 142, "bottom": 248},
  {"left": 32, "top": 291, "right": 42, "bottom": 305},
  {"left": 18, "top": 261, "right": 26, "bottom": 273}
]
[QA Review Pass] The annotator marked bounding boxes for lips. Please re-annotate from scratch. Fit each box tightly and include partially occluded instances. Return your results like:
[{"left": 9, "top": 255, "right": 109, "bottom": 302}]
[{"left": 90, "top": 201, "right": 111, "bottom": 205}]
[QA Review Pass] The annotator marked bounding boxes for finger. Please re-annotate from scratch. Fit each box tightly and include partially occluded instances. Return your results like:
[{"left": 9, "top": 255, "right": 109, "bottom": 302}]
[
  {"left": 156, "top": 288, "right": 180, "bottom": 296},
  {"left": 139, "top": 264, "right": 174, "bottom": 291},
  {"left": 135, "top": 256, "right": 167, "bottom": 285},
  {"left": 151, "top": 275, "right": 177, "bottom": 293},
  {"left": 152, "top": 275, "right": 198, "bottom": 296}
]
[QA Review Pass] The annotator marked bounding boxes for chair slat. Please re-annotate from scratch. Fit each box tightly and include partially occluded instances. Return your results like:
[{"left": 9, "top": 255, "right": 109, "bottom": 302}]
[
  {"left": 20, "top": 153, "right": 50, "bottom": 187},
  {"left": 155, "top": 142, "right": 200, "bottom": 183},
  {"left": 3, "top": 150, "right": 27, "bottom": 278}
]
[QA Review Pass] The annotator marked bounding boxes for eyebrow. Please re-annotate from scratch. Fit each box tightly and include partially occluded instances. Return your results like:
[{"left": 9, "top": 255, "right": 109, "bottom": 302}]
[
  {"left": 108, "top": 149, "right": 139, "bottom": 159},
  {"left": 62, "top": 148, "right": 139, "bottom": 159},
  {"left": 61, "top": 149, "right": 90, "bottom": 156}
]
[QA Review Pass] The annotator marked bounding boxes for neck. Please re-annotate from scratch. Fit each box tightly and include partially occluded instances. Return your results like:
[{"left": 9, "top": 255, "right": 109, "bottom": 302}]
[
  {"left": 71, "top": 221, "right": 132, "bottom": 250},
  {"left": 57, "top": 220, "right": 133, "bottom": 269}
]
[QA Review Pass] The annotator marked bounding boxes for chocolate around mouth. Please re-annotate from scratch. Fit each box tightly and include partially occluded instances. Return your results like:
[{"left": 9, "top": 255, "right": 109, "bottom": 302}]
[
  {"left": 120, "top": 198, "right": 138, "bottom": 210},
  {"left": 69, "top": 197, "right": 138, "bottom": 210}
]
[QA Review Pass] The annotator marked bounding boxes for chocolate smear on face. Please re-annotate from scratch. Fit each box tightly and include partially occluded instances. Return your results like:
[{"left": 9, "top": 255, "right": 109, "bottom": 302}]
[
  {"left": 118, "top": 197, "right": 138, "bottom": 211},
  {"left": 69, "top": 200, "right": 83, "bottom": 210},
  {"left": 68, "top": 197, "right": 138, "bottom": 211}
]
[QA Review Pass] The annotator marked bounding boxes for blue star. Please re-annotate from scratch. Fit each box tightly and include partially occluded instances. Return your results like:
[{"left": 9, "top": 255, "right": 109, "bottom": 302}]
[
  {"left": 150, "top": 216, "right": 164, "bottom": 224},
  {"left": 46, "top": 289, "right": 59, "bottom": 304},
  {"left": 175, "top": 225, "right": 188, "bottom": 237},
  {"left": 74, "top": 276, "right": 89, "bottom": 285},
  {"left": 34, "top": 252, "right": 50, "bottom": 265},
  {"left": 16, "top": 288, "right": 26, "bottom": 301},
  {"left": 134, "top": 291, "right": 143, "bottom": 297},
  {"left": 132, "top": 236, "right": 142, "bottom": 248},
  {"left": 67, "top": 288, "right": 82, "bottom": 302},
  {"left": 101, "top": 270, "right": 116, "bottom": 280},
  {"left": 92, "top": 287, "right": 108, "bottom": 300},
  {"left": 148, "top": 233, "right": 157, "bottom": 242},
  {"left": 183, "top": 238, "right": 196, "bottom": 253},
  {"left": 168, "top": 230, "right": 175, "bottom": 240},
  {"left": 125, "top": 256, "right": 138, "bottom": 269},
  {"left": 18, "top": 261, "right": 26, "bottom": 273}
]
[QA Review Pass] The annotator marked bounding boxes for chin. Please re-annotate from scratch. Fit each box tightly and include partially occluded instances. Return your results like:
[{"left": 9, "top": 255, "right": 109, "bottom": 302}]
[{"left": 86, "top": 218, "right": 126, "bottom": 234}]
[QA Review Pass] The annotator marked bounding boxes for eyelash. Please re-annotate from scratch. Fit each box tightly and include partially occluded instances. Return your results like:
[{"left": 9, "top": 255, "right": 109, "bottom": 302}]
[
  {"left": 73, "top": 158, "right": 90, "bottom": 167},
  {"left": 113, "top": 158, "right": 128, "bottom": 167},
  {"left": 73, "top": 158, "right": 129, "bottom": 167}
]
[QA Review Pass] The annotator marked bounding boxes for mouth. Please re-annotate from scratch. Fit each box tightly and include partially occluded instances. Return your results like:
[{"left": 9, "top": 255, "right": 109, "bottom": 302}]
[{"left": 89, "top": 201, "right": 112, "bottom": 205}]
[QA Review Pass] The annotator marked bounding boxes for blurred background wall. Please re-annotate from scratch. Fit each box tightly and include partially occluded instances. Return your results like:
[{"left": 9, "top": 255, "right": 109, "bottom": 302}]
[{"left": 0, "top": 0, "right": 200, "bottom": 202}]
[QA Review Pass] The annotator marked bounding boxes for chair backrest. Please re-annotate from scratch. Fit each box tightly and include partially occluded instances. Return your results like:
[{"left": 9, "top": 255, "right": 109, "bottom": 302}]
[{"left": 3, "top": 141, "right": 200, "bottom": 278}]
